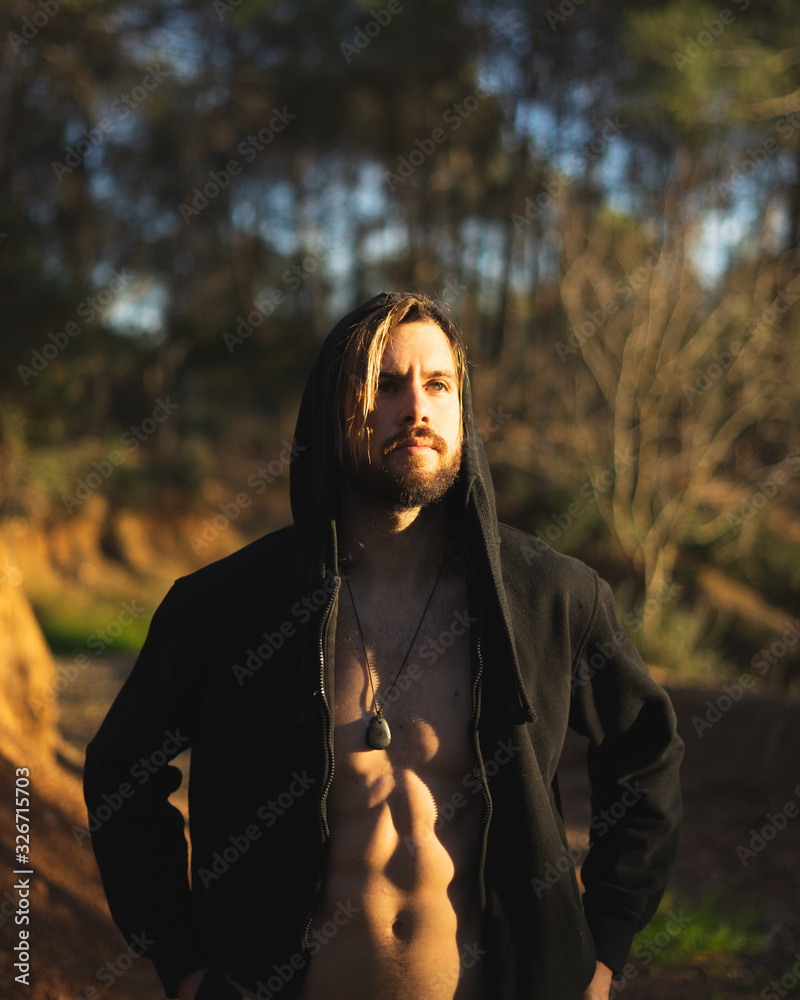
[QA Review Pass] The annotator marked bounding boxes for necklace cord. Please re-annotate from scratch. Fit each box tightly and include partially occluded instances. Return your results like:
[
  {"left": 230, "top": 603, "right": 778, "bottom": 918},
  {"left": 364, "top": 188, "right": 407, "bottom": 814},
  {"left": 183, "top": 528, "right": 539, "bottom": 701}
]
[{"left": 346, "top": 567, "right": 443, "bottom": 719}]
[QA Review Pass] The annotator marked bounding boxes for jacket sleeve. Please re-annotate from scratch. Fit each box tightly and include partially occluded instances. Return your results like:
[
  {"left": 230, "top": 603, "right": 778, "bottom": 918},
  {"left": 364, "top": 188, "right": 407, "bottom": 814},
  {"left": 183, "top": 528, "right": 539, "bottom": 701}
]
[
  {"left": 567, "top": 574, "right": 684, "bottom": 976},
  {"left": 83, "top": 579, "right": 211, "bottom": 998}
]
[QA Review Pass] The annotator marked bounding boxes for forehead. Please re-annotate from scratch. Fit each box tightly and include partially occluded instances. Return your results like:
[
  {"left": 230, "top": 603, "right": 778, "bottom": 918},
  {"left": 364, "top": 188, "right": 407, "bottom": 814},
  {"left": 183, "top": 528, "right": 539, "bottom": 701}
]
[{"left": 381, "top": 320, "right": 457, "bottom": 371}]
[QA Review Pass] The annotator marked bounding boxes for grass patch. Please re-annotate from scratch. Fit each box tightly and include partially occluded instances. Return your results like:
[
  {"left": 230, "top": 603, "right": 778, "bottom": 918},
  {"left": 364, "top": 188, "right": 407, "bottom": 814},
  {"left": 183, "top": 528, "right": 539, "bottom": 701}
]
[
  {"left": 631, "top": 893, "right": 765, "bottom": 967},
  {"left": 31, "top": 594, "right": 151, "bottom": 656},
  {"left": 621, "top": 598, "right": 733, "bottom": 682}
]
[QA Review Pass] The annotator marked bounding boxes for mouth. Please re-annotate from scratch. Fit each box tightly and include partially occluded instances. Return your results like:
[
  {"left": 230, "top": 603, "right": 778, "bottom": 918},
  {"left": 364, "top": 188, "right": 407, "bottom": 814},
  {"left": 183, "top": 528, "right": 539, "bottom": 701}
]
[{"left": 388, "top": 439, "right": 440, "bottom": 454}]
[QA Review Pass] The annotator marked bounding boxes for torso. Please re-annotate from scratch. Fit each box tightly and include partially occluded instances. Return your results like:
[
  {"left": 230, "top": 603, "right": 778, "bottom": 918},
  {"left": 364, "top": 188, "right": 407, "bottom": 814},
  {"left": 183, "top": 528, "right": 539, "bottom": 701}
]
[{"left": 295, "top": 564, "right": 485, "bottom": 1000}]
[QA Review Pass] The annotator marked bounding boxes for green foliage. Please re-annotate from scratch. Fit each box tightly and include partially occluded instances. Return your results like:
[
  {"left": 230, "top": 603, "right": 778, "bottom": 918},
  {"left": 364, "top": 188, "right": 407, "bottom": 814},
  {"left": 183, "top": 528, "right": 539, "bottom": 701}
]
[
  {"left": 12, "top": 438, "right": 204, "bottom": 516},
  {"left": 2, "top": 0, "right": 800, "bottom": 690},
  {"left": 624, "top": 598, "right": 733, "bottom": 681},
  {"left": 722, "top": 521, "right": 800, "bottom": 615},
  {"left": 624, "top": 1, "right": 785, "bottom": 128},
  {"left": 31, "top": 594, "right": 151, "bottom": 656},
  {"left": 632, "top": 892, "right": 765, "bottom": 966}
]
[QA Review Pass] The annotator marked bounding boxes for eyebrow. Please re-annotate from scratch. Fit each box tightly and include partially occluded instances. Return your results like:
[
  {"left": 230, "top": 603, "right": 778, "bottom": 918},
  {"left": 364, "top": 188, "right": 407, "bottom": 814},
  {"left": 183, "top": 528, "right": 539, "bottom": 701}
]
[{"left": 379, "top": 368, "right": 457, "bottom": 381}]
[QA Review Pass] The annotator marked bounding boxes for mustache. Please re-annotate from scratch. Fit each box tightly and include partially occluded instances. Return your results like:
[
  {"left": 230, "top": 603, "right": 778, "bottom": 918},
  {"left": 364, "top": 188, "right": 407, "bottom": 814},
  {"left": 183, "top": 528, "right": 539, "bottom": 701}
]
[{"left": 383, "top": 428, "right": 446, "bottom": 455}]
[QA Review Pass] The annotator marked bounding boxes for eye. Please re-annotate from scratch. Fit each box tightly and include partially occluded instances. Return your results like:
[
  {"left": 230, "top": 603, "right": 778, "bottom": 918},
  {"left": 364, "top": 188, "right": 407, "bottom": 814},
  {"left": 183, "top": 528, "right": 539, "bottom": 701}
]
[
  {"left": 377, "top": 380, "right": 396, "bottom": 393},
  {"left": 428, "top": 380, "right": 449, "bottom": 392}
]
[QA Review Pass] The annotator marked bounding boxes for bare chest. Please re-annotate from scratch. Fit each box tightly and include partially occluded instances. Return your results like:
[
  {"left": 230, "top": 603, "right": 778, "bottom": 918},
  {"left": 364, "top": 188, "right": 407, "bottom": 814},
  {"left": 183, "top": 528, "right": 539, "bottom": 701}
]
[{"left": 332, "top": 575, "right": 476, "bottom": 769}]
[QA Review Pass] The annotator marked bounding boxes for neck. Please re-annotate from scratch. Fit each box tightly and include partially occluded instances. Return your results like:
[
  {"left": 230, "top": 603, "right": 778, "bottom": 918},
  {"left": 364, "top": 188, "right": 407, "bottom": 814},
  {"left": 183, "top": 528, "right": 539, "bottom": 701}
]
[{"left": 338, "top": 481, "right": 447, "bottom": 587}]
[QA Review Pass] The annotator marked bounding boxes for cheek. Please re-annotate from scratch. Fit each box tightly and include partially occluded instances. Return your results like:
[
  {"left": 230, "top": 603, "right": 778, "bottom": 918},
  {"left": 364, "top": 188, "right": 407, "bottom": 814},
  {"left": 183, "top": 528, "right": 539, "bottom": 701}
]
[{"left": 441, "top": 401, "right": 462, "bottom": 446}]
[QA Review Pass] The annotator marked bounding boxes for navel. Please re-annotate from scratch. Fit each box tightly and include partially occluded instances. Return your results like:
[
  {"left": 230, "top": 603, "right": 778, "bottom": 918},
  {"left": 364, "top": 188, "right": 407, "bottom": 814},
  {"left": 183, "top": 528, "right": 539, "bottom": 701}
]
[{"left": 391, "top": 911, "right": 414, "bottom": 941}]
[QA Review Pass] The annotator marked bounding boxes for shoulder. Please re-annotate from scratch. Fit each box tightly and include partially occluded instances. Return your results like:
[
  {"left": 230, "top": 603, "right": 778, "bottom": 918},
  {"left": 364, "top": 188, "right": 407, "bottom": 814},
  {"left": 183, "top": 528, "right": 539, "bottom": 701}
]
[
  {"left": 170, "top": 524, "right": 298, "bottom": 604},
  {"left": 497, "top": 521, "right": 599, "bottom": 600}
]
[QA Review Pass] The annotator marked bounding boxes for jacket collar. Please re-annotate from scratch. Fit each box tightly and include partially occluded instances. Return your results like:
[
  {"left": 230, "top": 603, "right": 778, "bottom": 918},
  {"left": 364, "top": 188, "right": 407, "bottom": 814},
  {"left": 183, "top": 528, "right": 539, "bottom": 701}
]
[{"left": 290, "top": 292, "right": 534, "bottom": 723}]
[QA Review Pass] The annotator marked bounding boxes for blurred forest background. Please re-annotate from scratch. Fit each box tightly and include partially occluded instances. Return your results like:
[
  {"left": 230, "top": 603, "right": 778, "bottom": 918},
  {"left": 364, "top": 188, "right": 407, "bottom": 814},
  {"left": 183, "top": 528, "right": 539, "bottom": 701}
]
[
  {"left": 2, "top": 0, "right": 800, "bottom": 707},
  {"left": 2, "top": 1, "right": 800, "bottom": 997}
]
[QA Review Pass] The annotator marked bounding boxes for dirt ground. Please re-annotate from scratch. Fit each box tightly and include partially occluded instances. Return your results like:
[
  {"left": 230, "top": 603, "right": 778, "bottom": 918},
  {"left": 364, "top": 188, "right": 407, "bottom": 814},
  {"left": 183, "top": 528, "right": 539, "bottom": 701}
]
[{"left": 1, "top": 661, "right": 799, "bottom": 1000}]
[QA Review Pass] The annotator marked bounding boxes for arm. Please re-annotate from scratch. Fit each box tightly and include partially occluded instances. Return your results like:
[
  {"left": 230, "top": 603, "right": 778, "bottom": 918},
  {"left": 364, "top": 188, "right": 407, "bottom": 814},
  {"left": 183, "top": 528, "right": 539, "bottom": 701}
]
[
  {"left": 581, "top": 961, "right": 614, "bottom": 1000},
  {"left": 83, "top": 580, "right": 211, "bottom": 998},
  {"left": 568, "top": 575, "right": 684, "bottom": 976}
]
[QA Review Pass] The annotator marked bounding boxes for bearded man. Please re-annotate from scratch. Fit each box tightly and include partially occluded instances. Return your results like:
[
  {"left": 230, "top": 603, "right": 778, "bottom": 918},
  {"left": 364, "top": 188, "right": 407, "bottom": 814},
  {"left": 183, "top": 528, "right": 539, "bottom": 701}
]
[{"left": 84, "top": 291, "right": 683, "bottom": 1000}]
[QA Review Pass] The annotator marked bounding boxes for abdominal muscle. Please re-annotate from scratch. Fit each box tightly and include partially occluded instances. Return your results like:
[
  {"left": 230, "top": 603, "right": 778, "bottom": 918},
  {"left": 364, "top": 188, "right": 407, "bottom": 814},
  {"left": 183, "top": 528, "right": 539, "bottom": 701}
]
[
  {"left": 299, "top": 719, "right": 482, "bottom": 1000},
  {"left": 295, "top": 757, "right": 484, "bottom": 1000},
  {"left": 294, "top": 575, "right": 485, "bottom": 1000}
]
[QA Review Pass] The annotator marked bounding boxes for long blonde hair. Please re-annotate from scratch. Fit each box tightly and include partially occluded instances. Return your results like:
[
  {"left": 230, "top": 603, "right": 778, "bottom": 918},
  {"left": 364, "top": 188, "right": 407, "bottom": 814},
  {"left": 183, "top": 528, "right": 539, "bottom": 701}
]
[{"left": 334, "top": 293, "right": 467, "bottom": 472}]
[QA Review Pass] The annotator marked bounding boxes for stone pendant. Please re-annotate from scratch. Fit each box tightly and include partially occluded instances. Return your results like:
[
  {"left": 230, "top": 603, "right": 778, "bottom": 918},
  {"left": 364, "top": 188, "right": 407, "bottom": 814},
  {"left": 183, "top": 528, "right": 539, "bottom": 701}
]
[{"left": 366, "top": 714, "right": 391, "bottom": 750}]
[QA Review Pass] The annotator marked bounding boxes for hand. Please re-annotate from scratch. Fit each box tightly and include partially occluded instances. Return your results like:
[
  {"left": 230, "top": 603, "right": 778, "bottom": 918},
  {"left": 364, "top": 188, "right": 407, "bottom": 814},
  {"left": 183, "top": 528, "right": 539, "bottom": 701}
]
[
  {"left": 580, "top": 960, "right": 614, "bottom": 1000},
  {"left": 177, "top": 966, "right": 210, "bottom": 1000}
]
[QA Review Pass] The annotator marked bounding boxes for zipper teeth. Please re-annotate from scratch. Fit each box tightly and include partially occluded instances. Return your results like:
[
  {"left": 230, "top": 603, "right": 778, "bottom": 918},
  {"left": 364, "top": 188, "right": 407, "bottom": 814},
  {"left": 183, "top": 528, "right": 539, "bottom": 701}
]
[
  {"left": 471, "top": 634, "right": 491, "bottom": 823},
  {"left": 317, "top": 581, "right": 338, "bottom": 835},
  {"left": 466, "top": 564, "right": 491, "bottom": 820},
  {"left": 301, "top": 577, "right": 339, "bottom": 949},
  {"left": 465, "top": 562, "right": 492, "bottom": 914}
]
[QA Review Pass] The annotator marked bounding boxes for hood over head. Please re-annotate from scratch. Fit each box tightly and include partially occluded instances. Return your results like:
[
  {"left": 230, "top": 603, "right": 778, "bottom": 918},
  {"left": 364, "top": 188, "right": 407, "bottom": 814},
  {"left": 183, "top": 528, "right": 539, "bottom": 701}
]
[{"left": 290, "top": 291, "right": 534, "bottom": 723}]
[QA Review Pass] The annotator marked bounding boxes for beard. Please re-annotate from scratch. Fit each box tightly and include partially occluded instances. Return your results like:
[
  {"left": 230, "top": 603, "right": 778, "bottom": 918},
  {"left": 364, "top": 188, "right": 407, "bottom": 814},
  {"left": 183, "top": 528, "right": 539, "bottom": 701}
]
[{"left": 347, "top": 428, "right": 462, "bottom": 510}]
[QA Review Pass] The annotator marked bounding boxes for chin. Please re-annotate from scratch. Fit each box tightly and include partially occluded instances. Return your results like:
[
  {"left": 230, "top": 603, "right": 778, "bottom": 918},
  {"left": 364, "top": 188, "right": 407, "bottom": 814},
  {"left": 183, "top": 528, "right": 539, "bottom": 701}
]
[{"left": 351, "top": 453, "right": 460, "bottom": 510}]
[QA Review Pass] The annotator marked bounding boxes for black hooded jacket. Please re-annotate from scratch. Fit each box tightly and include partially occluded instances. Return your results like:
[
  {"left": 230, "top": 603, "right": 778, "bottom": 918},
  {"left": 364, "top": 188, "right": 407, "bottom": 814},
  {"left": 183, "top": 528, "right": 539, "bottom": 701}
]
[{"left": 83, "top": 293, "right": 683, "bottom": 1000}]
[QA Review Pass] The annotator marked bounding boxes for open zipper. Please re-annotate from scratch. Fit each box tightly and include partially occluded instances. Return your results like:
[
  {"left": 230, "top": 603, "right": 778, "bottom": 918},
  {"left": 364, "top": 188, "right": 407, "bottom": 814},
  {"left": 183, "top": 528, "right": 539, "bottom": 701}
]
[{"left": 299, "top": 577, "right": 339, "bottom": 952}]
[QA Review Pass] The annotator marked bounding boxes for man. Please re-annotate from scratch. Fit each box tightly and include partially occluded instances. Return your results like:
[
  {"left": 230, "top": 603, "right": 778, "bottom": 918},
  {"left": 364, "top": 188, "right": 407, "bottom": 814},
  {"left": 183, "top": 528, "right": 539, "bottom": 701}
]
[{"left": 84, "top": 291, "right": 683, "bottom": 1000}]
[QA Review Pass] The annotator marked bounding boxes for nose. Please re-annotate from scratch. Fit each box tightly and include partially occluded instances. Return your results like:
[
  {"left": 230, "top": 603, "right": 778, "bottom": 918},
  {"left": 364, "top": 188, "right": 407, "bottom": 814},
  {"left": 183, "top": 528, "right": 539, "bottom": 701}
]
[{"left": 399, "top": 379, "right": 429, "bottom": 426}]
